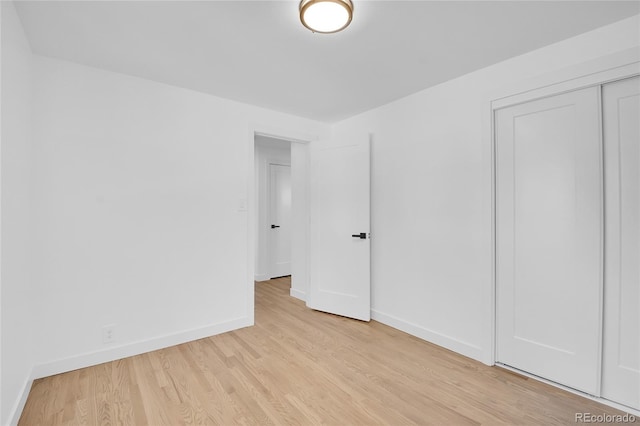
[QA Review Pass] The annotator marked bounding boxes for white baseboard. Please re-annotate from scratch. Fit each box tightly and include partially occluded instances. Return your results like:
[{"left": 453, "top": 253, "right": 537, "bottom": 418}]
[
  {"left": 8, "top": 373, "right": 34, "bottom": 426},
  {"left": 497, "top": 363, "right": 640, "bottom": 417},
  {"left": 290, "top": 288, "right": 306, "bottom": 301},
  {"left": 254, "top": 273, "right": 270, "bottom": 282},
  {"left": 32, "top": 316, "right": 252, "bottom": 380},
  {"left": 371, "top": 309, "right": 486, "bottom": 363}
]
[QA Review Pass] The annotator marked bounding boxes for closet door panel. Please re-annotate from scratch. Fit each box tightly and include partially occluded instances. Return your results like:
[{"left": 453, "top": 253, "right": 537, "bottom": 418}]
[
  {"left": 602, "top": 76, "right": 640, "bottom": 410},
  {"left": 496, "top": 86, "right": 602, "bottom": 394}
]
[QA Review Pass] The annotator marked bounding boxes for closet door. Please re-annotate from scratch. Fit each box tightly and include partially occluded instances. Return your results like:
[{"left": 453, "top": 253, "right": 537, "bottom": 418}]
[
  {"left": 602, "top": 76, "right": 640, "bottom": 410},
  {"left": 496, "top": 86, "right": 602, "bottom": 394}
]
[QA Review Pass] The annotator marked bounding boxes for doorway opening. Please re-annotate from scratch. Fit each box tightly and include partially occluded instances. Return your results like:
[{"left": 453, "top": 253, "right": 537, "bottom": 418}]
[
  {"left": 250, "top": 131, "right": 311, "bottom": 311},
  {"left": 254, "top": 135, "right": 292, "bottom": 283},
  {"left": 248, "top": 127, "right": 370, "bottom": 323}
]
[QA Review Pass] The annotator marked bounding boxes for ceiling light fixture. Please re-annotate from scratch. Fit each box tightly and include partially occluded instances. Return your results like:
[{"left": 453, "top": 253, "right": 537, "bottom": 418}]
[{"left": 299, "top": 0, "right": 354, "bottom": 34}]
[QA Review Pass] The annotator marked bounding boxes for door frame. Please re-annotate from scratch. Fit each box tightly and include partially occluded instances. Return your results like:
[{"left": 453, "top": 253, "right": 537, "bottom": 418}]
[
  {"left": 485, "top": 48, "right": 640, "bottom": 401},
  {"left": 483, "top": 48, "right": 640, "bottom": 365},
  {"left": 267, "top": 161, "right": 291, "bottom": 279},
  {"left": 600, "top": 76, "right": 640, "bottom": 410},
  {"left": 494, "top": 85, "right": 605, "bottom": 395},
  {"left": 246, "top": 124, "right": 318, "bottom": 324}
]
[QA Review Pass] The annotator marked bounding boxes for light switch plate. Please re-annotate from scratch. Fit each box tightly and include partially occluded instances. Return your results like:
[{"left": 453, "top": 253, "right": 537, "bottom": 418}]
[{"left": 238, "top": 197, "right": 247, "bottom": 212}]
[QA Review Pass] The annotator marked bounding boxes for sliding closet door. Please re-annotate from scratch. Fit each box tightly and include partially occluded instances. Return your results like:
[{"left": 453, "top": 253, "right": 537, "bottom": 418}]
[
  {"left": 496, "top": 86, "right": 602, "bottom": 394},
  {"left": 602, "top": 76, "right": 640, "bottom": 410}
]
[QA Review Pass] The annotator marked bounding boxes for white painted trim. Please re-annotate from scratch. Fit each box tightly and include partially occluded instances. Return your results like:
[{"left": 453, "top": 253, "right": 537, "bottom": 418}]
[
  {"left": 8, "top": 373, "right": 33, "bottom": 426},
  {"left": 371, "top": 309, "right": 485, "bottom": 364},
  {"left": 481, "top": 79, "right": 497, "bottom": 367},
  {"left": 595, "top": 86, "right": 605, "bottom": 398},
  {"left": 0, "top": 3, "right": 4, "bottom": 424},
  {"left": 254, "top": 273, "right": 270, "bottom": 282},
  {"left": 497, "top": 363, "right": 640, "bottom": 417},
  {"left": 290, "top": 288, "right": 306, "bottom": 301},
  {"left": 266, "top": 159, "right": 291, "bottom": 167},
  {"left": 490, "top": 48, "right": 640, "bottom": 110},
  {"left": 487, "top": 48, "right": 640, "bottom": 390},
  {"left": 247, "top": 129, "right": 256, "bottom": 325},
  {"left": 251, "top": 124, "right": 317, "bottom": 145},
  {"left": 247, "top": 123, "right": 316, "bottom": 327},
  {"left": 31, "top": 317, "right": 251, "bottom": 380}
]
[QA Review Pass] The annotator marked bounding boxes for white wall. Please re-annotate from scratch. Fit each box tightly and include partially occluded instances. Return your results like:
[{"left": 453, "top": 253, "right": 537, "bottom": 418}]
[
  {"left": 254, "top": 139, "right": 290, "bottom": 281},
  {"left": 1, "top": 2, "right": 35, "bottom": 424},
  {"left": 290, "top": 142, "right": 310, "bottom": 301},
  {"left": 332, "top": 15, "right": 640, "bottom": 364},
  {"left": 28, "top": 55, "right": 328, "bottom": 379}
]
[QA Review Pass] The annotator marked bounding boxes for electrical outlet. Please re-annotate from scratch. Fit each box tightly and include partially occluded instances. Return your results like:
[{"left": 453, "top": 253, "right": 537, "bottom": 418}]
[{"left": 102, "top": 324, "right": 116, "bottom": 344}]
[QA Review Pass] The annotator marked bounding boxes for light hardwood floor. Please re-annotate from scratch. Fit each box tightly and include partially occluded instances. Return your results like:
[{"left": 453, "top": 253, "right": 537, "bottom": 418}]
[{"left": 20, "top": 277, "right": 627, "bottom": 425}]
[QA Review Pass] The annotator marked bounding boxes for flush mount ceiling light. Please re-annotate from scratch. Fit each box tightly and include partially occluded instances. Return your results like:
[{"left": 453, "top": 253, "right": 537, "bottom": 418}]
[{"left": 299, "top": 0, "right": 354, "bottom": 34}]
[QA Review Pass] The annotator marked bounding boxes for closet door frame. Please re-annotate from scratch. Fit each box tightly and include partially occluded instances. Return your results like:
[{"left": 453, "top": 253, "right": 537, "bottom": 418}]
[
  {"left": 485, "top": 49, "right": 640, "bottom": 365},
  {"left": 601, "top": 76, "right": 640, "bottom": 410},
  {"left": 495, "top": 85, "right": 604, "bottom": 395},
  {"left": 483, "top": 48, "right": 640, "bottom": 392}
]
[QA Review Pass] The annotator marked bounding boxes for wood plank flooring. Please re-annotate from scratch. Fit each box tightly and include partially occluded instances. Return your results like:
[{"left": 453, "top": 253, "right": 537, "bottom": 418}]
[{"left": 19, "top": 277, "right": 627, "bottom": 425}]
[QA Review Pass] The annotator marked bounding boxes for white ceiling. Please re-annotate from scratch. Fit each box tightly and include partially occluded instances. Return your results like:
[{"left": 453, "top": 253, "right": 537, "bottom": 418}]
[{"left": 14, "top": 1, "right": 640, "bottom": 123}]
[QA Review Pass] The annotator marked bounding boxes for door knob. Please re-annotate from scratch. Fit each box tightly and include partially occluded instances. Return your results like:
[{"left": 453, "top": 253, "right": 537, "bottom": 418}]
[
  {"left": 271, "top": 224, "right": 280, "bottom": 229},
  {"left": 351, "top": 233, "right": 367, "bottom": 239}
]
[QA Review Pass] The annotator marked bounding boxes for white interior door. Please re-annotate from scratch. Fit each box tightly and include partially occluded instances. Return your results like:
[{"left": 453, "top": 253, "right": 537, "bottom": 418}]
[
  {"left": 496, "top": 86, "right": 602, "bottom": 394},
  {"left": 268, "top": 163, "right": 292, "bottom": 278},
  {"left": 307, "top": 134, "right": 370, "bottom": 321},
  {"left": 602, "top": 76, "right": 640, "bottom": 410}
]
